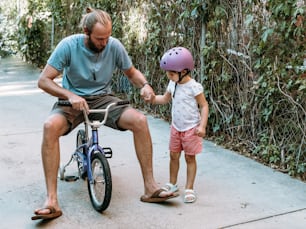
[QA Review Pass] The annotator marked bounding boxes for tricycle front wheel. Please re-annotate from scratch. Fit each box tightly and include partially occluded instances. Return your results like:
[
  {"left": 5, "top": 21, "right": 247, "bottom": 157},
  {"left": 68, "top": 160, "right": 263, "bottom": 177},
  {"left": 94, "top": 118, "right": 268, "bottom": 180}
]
[{"left": 88, "top": 151, "right": 112, "bottom": 212}]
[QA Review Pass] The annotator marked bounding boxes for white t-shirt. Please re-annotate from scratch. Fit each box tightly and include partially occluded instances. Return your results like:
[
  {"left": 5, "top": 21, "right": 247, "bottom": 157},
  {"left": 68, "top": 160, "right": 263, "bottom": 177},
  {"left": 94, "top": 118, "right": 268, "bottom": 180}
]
[{"left": 166, "top": 79, "right": 203, "bottom": 131}]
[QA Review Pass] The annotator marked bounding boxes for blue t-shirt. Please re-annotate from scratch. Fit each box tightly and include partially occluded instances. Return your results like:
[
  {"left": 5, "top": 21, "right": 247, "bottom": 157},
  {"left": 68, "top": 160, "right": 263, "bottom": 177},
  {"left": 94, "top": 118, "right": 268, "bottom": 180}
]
[{"left": 47, "top": 34, "right": 132, "bottom": 96}]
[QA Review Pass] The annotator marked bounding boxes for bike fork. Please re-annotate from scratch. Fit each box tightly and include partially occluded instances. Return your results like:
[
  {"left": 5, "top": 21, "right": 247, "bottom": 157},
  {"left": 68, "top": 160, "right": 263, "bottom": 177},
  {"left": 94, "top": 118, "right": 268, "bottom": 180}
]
[{"left": 86, "top": 149, "right": 95, "bottom": 183}]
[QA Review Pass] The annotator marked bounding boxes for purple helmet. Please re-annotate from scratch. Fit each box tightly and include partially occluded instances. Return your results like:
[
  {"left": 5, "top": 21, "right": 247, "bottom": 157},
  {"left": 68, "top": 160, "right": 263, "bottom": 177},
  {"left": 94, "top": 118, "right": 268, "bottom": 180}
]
[{"left": 160, "top": 47, "right": 194, "bottom": 72}]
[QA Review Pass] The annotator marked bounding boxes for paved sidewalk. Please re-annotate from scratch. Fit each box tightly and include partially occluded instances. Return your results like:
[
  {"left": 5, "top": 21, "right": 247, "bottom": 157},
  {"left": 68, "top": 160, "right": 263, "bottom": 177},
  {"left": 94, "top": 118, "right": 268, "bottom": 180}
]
[{"left": 0, "top": 56, "right": 306, "bottom": 229}]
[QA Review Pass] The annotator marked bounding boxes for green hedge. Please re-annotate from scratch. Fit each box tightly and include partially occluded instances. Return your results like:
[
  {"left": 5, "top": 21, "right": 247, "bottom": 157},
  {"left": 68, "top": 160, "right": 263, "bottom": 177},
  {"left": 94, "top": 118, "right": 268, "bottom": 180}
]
[{"left": 6, "top": 0, "right": 306, "bottom": 180}]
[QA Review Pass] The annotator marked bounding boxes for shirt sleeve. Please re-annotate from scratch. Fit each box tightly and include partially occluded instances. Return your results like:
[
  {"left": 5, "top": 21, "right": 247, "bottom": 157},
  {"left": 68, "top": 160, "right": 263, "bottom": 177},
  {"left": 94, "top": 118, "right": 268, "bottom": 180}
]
[
  {"left": 112, "top": 38, "right": 132, "bottom": 71},
  {"left": 166, "top": 80, "right": 175, "bottom": 95},
  {"left": 47, "top": 37, "right": 71, "bottom": 72},
  {"left": 191, "top": 81, "right": 203, "bottom": 97}
]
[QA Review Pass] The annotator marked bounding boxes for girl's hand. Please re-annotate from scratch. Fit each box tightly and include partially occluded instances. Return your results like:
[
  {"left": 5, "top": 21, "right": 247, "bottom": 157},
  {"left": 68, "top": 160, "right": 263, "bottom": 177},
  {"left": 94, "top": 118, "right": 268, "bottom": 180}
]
[
  {"left": 140, "top": 84, "right": 155, "bottom": 103},
  {"left": 195, "top": 126, "right": 206, "bottom": 138}
]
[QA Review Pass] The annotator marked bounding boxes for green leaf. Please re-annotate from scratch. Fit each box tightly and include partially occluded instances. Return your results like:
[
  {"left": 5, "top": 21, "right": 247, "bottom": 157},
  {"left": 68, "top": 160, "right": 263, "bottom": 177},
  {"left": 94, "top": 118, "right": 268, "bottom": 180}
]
[
  {"left": 191, "top": 7, "right": 198, "bottom": 18},
  {"left": 245, "top": 14, "right": 253, "bottom": 27},
  {"left": 261, "top": 28, "right": 274, "bottom": 42},
  {"left": 298, "top": 84, "right": 306, "bottom": 91}
]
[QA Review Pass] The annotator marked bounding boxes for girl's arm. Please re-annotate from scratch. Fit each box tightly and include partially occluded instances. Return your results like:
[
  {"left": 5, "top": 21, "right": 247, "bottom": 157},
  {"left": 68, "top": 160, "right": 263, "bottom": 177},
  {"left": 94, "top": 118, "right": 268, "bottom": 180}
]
[
  {"left": 152, "top": 91, "right": 172, "bottom": 105},
  {"left": 195, "top": 93, "right": 209, "bottom": 137}
]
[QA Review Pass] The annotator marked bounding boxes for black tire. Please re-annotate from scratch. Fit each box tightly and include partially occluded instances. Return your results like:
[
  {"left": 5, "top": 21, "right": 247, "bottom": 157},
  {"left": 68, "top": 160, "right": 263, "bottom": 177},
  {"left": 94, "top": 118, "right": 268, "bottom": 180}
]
[
  {"left": 87, "top": 151, "right": 112, "bottom": 212},
  {"left": 76, "top": 129, "right": 87, "bottom": 179}
]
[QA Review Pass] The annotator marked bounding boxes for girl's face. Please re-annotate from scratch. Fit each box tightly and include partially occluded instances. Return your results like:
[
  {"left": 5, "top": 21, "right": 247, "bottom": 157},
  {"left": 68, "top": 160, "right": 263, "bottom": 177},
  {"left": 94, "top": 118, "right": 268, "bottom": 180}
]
[{"left": 166, "top": 71, "right": 179, "bottom": 82}]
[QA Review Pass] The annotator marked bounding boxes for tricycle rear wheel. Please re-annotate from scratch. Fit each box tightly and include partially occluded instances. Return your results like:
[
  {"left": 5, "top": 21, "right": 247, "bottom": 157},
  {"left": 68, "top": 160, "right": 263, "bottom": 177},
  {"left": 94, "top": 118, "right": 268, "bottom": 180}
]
[{"left": 76, "top": 129, "right": 87, "bottom": 179}]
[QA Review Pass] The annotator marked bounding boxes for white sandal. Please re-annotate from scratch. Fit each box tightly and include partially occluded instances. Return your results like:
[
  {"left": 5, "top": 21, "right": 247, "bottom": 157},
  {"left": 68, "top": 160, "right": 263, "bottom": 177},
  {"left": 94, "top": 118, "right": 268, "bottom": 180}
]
[
  {"left": 184, "top": 189, "right": 197, "bottom": 203},
  {"left": 162, "top": 182, "right": 179, "bottom": 193}
]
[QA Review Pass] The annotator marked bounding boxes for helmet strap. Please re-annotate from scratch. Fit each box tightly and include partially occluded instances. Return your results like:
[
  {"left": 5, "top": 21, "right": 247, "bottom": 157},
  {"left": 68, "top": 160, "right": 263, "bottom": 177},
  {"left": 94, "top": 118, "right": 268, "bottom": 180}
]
[
  {"left": 172, "top": 83, "right": 178, "bottom": 98},
  {"left": 178, "top": 70, "right": 190, "bottom": 83},
  {"left": 173, "top": 70, "right": 190, "bottom": 98}
]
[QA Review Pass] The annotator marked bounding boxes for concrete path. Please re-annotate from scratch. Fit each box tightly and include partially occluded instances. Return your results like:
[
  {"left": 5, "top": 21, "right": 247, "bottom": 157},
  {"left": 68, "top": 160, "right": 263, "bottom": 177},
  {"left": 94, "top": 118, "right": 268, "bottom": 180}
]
[{"left": 0, "top": 56, "right": 306, "bottom": 229}]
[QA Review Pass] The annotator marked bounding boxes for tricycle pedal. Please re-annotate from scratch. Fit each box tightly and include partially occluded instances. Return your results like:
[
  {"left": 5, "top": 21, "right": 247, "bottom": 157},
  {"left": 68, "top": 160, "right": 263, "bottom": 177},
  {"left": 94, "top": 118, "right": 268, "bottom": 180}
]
[
  {"left": 64, "top": 175, "right": 79, "bottom": 182},
  {"left": 103, "top": 147, "right": 112, "bottom": 158}
]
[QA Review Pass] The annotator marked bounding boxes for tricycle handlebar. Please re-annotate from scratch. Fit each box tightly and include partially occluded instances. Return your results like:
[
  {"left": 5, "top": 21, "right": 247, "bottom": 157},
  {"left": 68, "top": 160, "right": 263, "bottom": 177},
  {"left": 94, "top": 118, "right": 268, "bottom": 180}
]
[{"left": 57, "top": 100, "right": 130, "bottom": 127}]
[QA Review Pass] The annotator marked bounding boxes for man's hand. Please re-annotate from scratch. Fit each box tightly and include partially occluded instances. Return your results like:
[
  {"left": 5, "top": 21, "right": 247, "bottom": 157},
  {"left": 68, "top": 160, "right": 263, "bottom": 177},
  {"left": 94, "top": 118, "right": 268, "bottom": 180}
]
[
  {"left": 140, "top": 84, "right": 155, "bottom": 103},
  {"left": 68, "top": 94, "right": 89, "bottom": 114}
]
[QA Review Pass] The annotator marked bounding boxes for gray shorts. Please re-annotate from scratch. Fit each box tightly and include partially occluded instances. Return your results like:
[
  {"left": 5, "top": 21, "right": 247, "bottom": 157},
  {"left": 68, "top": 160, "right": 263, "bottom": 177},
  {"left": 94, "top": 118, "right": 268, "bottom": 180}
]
[{"left": 50, "top": 94, "right": 130, "bottom": 135}]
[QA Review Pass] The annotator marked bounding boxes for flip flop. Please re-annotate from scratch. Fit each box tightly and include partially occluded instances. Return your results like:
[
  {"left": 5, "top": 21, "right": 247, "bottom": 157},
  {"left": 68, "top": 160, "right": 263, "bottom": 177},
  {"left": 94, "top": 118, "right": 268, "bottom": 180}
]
[
  {"left": 140, "top": 188, "right": 179, "bottom": 203},
  {"left": 31, "top": 206, "right": 62, "bottom": 220}
]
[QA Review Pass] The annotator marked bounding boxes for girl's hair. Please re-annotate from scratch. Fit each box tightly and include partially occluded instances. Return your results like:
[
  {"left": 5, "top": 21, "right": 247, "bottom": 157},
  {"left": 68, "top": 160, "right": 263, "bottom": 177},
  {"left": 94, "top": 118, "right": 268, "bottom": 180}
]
[{"left": 80, "top": 7, "right": 112, "bottom": 34}]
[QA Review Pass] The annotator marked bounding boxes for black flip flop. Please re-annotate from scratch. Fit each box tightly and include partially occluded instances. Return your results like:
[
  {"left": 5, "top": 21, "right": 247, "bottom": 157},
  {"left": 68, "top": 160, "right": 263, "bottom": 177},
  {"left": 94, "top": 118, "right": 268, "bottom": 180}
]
[{"left": 31, "top": 206, "right": 62, "bottom": 220}]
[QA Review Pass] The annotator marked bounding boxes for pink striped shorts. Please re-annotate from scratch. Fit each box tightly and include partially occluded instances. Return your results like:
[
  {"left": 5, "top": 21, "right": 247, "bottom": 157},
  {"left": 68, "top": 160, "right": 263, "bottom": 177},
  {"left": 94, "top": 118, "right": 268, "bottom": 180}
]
[{"left": 169, "top": 125, "right": 203, "bottom": 155}]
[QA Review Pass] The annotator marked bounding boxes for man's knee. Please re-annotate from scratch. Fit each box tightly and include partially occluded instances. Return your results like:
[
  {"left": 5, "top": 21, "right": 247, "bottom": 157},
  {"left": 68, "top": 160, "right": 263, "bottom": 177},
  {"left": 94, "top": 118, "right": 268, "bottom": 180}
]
[
  {"left": 43, "top": 115, "right": 68, "bottom": 136},
  {"left": 135, "top": 113, "right": 147, "bottom": 126},
  {"left": 119, "top": 108, "right": 148, "bottom": 131},
  {"left": 131, "top": 113, "right": 148, "bottom": 133}
]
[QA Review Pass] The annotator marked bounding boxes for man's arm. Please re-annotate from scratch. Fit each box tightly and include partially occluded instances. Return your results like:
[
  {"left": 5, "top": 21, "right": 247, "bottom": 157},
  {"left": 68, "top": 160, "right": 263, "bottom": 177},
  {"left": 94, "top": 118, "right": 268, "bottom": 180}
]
[
  {"left": 123, "top": 66, "right": 155, "bottom": 103},
  {"left": 38, "top": 64, "right": 68, "bottom": 98},
  {"left": 38, "top": 64, "right": 89, "bottom": 112}
]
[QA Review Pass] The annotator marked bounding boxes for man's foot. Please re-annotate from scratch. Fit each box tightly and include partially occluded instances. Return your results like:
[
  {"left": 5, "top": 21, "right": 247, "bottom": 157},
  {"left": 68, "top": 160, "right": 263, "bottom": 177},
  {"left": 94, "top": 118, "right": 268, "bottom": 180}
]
[
  {"left": 140, "top": 188, "right": 179, "bottom": 203},
  {"left": 31, "top": 206, "right": 62, "bottom": 220}
]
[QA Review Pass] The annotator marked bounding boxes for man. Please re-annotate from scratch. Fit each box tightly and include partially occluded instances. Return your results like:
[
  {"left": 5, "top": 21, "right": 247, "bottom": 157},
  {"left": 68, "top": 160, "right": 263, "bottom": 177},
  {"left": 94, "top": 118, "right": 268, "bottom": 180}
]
[{"left": 32, "top": 8, "right": 177, "bottom": 220}]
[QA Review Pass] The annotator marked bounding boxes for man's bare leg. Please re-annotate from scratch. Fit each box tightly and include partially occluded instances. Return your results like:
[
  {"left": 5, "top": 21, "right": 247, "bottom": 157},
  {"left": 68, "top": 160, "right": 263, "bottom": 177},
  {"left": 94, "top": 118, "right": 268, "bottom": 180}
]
[
  {"left": 34, "top": 114, "right": 68, "bottom": 215},
  {"left": 118, "top": 108, "right": 173, "bottom": 197}
]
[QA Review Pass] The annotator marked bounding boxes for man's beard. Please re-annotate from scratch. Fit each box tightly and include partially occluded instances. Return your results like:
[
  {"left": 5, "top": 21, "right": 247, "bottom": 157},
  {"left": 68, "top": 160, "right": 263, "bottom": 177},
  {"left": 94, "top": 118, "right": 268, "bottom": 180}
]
[{"left": 88, "top": 36, "right": 104, "bottom": 53}]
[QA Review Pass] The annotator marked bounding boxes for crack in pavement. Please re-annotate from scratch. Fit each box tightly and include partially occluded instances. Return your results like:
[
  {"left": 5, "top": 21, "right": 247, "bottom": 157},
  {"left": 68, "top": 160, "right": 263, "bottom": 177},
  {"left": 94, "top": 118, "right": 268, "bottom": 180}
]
[{"left": 221, "top": 207, "right": 306, "bottom": 228}]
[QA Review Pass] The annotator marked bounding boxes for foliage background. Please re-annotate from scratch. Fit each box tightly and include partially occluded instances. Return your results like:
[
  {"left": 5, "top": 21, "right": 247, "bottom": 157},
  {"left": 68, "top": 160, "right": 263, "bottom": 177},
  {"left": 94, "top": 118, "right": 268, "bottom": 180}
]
[{"left": 0, "top": 0, "right": 305, "bottom": 180}]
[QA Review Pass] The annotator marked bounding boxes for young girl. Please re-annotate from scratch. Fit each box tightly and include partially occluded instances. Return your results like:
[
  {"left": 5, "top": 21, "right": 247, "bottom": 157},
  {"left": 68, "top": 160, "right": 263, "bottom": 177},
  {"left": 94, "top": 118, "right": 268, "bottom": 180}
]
[{"left": 151, "top": 47, "right": 209, "bottom": 203}]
